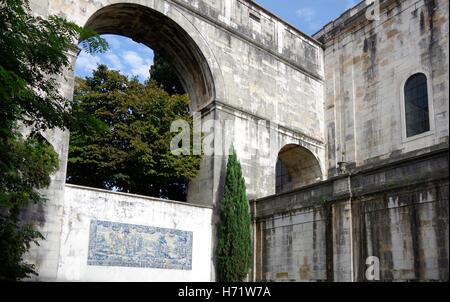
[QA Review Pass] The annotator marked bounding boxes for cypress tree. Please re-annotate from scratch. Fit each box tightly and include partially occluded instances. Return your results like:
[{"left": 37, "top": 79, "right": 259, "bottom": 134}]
[{"left": 217, "top": 148, "right": 253, "bottom": 282}]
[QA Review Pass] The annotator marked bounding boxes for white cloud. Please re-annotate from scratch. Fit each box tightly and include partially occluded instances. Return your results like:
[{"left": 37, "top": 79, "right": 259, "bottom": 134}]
[
  {"left": 105, "top": 53, "right": 124, "bottom": 71},
  {"left": 123, "top": 50, "right": 153, "bottom": 80},
  {"left": 104, "top": 35, "right": 123, "bottom": 50},
  {"left": 75, "top": 51, "right": 100, "bottom": 74},
  {"left": 123, "top": 51, "right": 143, "bottom": 67},
  {"left": 296, "top": 7, "right": 321, "bottom": 31},
  {"left": 296, "top": 7, "right": 316, "bottom": 21},
  {"left": 131, "top": 64, "right": 153, "bottom": 80},
  {"left": 75, "top": 35, "right": 155, "bottom": 82}
]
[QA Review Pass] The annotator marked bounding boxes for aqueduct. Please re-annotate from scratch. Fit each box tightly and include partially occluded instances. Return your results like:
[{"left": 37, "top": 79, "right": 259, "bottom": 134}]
[
  {"left": 25, "top": 0, "right": 449, "bottom": 282},
  {"left": 27, "top": 0, "right": 325, "bottom": 281}
]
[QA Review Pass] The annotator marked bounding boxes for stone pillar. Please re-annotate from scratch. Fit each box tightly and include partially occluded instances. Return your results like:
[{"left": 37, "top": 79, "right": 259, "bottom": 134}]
[{"left": 22, "top": 47, "right": 79, "bottom": 281}]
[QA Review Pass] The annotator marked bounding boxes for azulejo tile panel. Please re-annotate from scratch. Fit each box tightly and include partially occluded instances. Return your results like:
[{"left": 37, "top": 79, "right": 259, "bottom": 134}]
[{"left": 87, "top": 220, "right": 193, "bottom": 270}]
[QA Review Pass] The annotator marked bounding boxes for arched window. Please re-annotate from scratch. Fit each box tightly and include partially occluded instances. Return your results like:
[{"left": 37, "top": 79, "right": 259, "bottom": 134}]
[{"left": 404, "top": 73, "right": 430, "bottom": 137}]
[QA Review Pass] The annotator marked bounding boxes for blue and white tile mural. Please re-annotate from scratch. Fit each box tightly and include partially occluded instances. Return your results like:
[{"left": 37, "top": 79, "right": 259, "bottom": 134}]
[{"left": 87, "top": 220, "right": 193, "bottom": 270}]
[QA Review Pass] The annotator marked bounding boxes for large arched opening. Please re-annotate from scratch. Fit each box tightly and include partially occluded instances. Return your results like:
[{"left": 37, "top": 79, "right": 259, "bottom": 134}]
[
  {"left": 275, "top": 144, "right": 322, "bottom": 194},
  {"left": 83, "top": 3, "right": 215, "bottom": 111},
  {"left": 67, "top": 3, "right": 217, "bottom": 203}
]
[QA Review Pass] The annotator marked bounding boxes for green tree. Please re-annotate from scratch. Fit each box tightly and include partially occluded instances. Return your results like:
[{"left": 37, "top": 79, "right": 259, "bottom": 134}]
[
  {"left": 217, "top": 148, "right": 253, "bottom": 282},
  {"left": 0, "top": 133, "right": 58, "bottom": 281},
  {"left": 0, "top": 0, "right": 107, "bottom": 135},
  {"left": 67, "top": 65, "right": 201, "bottom": 201},
  {"left": 0, "top": 0, "right": 107, "bottom": 280},
  {"left": 149, "top": 53, "right": 185, "bottom": 95}
]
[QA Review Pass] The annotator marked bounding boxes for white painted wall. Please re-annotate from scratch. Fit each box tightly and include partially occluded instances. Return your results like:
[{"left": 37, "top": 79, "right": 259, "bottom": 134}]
[{"left": 57, "top": 184, "right": 213, "bottom": 282}]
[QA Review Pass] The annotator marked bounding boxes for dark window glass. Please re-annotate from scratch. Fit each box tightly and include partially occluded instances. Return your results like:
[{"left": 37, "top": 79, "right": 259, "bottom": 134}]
[
  {"left": 404, "top": 73, "right": 430, "bottom": 137},
  {"left": 275, "top": 159, "right": 291, "bottom": 194}
]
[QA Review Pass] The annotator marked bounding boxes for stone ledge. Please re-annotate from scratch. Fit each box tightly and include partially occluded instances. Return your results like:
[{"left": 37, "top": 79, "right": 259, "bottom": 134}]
[
  {"left": 252, "top": 146, "right": 449, "bottom": 219},
  {"left": 64, "top": 184, "right": 214, "bottom": 210}
]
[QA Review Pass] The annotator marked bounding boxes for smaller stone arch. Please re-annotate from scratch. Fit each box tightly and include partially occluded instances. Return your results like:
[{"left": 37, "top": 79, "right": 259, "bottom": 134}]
[{"left": 275, "top": 144, "right": 322, "bottom": 194}]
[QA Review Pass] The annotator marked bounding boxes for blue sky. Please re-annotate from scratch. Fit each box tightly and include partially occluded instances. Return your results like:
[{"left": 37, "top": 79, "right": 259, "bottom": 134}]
[
  {"left": 255, "top": 0, "right": 359, "bottom": 34},
  {"left": 75, "top": 1, "right": 358, "bottom": 81},
  {"left": 75, "top": 34, "right": 154, "bottom": 82}
]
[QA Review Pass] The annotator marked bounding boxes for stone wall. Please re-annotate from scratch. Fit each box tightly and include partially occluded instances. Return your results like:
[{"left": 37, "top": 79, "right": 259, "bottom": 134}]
[
  {"left": 26, "top": 0, "right": 326, "bottom": 281},
  {"left": 314, "top": 0, "right": 449, "bottom": 176},
  {"left": 252, "top": 145, "right": 449, "bottom": 281},
  {"left": 22, "top": 0, "right": 449, "bottom": 282},
  {"left": 55, "top": 185, "right": 213, "bottom": 282},
  {"left": 28, "top": 0, "right": 326, "bottom": 202}
]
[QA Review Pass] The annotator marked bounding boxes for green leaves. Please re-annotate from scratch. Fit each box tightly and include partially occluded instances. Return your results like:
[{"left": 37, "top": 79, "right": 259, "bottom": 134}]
[
  {"left": 67, "top": 65, "right": 201, "bottom": 201},
  {"left": 78, "top": 26, "right": 109, "bottom": 55},
  {"left": 149, "top": 54, "right": 185, "bottom": 95},
  {"left": 0, "top": 132, "right": 59, "bottom": 208},
  {"left": 0, "top": 216, "right": 44, "bottom": 281},
  {"left": 0, "top": 131, "right": 59, "bottom": 281},
  {"left": 0, "top": 0, "right": 109, "bottom": 135},
  {"left": 217, "top": 148, "right": 253, "bottom": 282},
  {"left": 0, "top": 0, "right": 108, "bottom": 280}
]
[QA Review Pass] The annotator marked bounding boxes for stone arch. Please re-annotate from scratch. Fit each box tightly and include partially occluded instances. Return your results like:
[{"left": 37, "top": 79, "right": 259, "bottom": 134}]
[
  {"left": 275, "top": 144, "right": 322, "bottom": 193},
  {"left": 62, "top": 1, "right": 229, "bottom": 204},
  {"left": 80, "top": 2, "right": 219, "bottom": 111}
]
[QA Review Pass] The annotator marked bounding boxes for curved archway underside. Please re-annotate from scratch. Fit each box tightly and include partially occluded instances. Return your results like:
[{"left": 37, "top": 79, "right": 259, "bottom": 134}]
[
  {"left": 276, "top": 144, "right": 322, "bottom": 193},
  {"left": 85, "top": 3, "right": 215, "bottom": 111}
]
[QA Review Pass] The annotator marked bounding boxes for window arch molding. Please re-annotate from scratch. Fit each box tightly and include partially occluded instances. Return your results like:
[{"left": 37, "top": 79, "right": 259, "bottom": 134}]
[{"left": 400, "top": 70, "right": 435, "bottom": 142}]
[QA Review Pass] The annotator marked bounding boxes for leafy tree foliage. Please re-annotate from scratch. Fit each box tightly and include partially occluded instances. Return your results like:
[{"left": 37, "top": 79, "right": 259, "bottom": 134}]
[
  {"left": 0, "top": 0, "right": 107, "bottom": 135},
  {"left": 217, "top": 148, "right": 253, "bottom": 282},
  {"left": 0, "top": 133, "right": 57, "bottom": 281},
  {"left": 149, "top": 53, "right": 185, "bottom": 95},
  {"left": 67, "top": 65, "right": 201, "bottom": 201},
  {"left": 0, "top": 0, "right": 107, "bottom": 280}
]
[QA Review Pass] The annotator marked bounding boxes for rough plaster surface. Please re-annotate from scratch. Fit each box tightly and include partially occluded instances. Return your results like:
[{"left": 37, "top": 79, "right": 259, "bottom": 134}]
[
  {"left": 252, "top": 147, "right": 449, "bottom": 281},
  {"left": 57, "top": 185, "right": 212, "bottom": 282}
]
